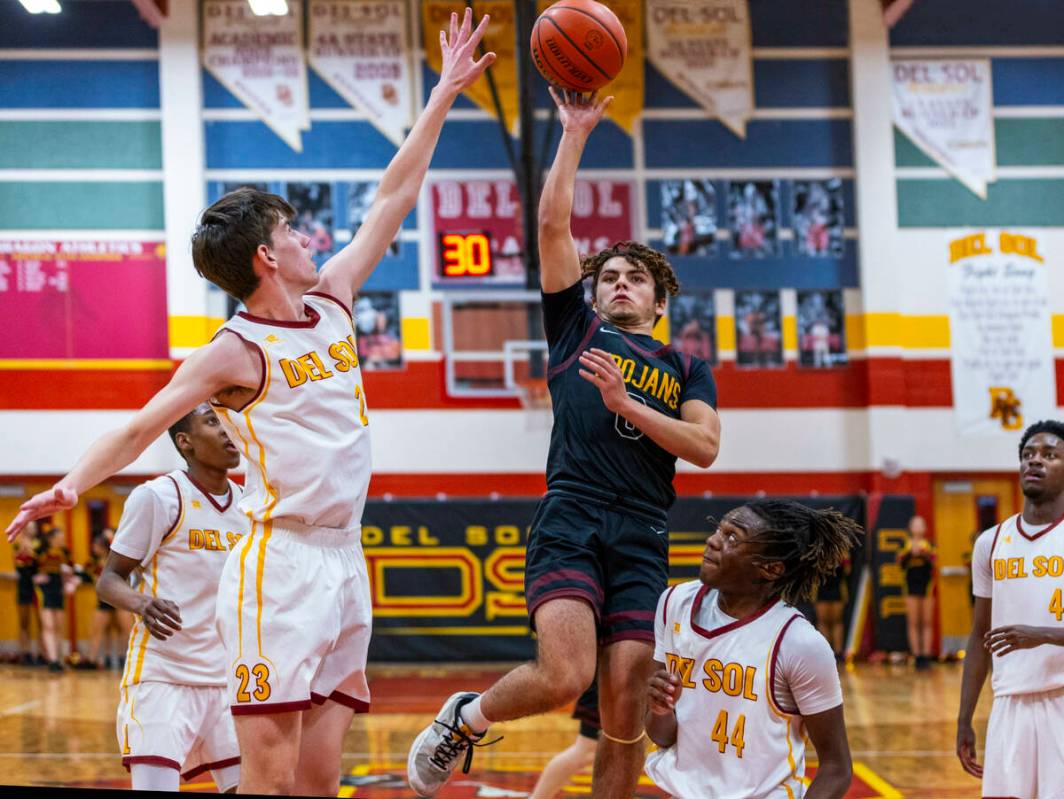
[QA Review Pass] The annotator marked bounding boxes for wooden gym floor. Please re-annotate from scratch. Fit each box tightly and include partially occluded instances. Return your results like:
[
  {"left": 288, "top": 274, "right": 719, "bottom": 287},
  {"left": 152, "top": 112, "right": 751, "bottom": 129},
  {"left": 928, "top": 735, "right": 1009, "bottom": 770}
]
[{"left": 0, "top": 661, "right": 989, "bottom": 797}]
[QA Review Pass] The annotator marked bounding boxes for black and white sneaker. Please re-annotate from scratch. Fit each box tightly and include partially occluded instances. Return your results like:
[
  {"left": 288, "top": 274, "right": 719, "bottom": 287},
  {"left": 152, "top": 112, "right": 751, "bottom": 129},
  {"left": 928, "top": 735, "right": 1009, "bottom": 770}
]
[{"left": 407, "top": 692, "right": 495, "bottom": 797}]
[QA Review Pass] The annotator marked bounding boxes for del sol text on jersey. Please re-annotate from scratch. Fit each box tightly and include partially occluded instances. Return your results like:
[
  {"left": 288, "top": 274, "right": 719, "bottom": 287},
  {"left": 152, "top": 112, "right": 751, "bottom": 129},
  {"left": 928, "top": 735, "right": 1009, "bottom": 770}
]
[
  {"left": 666, "top": 652, "right": 759, "bottom": 702},
  {"left": 280, "top": 335, "right": 360, "bottom": 389}
]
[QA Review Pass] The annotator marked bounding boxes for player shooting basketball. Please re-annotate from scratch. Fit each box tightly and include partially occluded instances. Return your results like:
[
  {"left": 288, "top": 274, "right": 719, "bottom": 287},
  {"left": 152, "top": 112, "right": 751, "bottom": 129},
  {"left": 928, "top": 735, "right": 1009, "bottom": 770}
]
[
  {"left": 5, "top": 9, "right": 495, "bottom": 795},
  {"left": 407, "top": 88, "right": 720, "bottom": 798},
  {"left": 957, "top": 420, "right": 1064, "bottom": 798}
]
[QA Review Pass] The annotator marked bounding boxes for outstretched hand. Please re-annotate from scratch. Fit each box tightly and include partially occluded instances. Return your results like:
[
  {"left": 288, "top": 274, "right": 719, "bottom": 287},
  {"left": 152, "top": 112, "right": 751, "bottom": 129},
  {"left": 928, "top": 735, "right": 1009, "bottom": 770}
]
[
  {"left": 437, "top": 8, "right": 497, "bottom": 95},
  {"left": 6, "top": 486, "right": 78, "bottom": 542},
  {"left": 578, "top": 348, "right": 630, "bottom": 414},
  {"left": 548, "top": 87, "right": 613, "bottom": 136}
]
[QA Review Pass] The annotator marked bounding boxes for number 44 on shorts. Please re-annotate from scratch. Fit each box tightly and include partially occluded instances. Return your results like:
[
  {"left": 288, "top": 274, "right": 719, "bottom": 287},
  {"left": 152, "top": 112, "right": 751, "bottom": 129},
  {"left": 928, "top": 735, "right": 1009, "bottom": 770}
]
[{"left": 235, "top": 662, "right": 272, "bottom": 703}]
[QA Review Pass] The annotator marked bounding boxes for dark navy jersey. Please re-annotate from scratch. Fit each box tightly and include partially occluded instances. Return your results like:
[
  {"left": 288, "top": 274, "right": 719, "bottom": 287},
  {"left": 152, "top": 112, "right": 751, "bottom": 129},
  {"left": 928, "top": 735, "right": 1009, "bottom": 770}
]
[{"left": 542, "top": 280, "right": 718, "bottom": 510}]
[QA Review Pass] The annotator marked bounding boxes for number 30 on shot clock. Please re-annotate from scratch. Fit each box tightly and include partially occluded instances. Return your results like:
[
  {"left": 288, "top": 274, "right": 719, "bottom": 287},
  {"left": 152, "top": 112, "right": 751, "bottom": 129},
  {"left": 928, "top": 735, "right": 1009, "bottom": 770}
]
[{"left": 438, "top": 232, "right": 494, "bottom": 278}]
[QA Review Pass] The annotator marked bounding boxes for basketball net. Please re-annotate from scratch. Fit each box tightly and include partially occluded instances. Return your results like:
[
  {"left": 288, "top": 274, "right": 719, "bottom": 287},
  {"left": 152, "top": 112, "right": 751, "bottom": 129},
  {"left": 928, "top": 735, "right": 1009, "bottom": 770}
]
[{"left": 516, "top": 377, "right": 553, "bottom": 432}]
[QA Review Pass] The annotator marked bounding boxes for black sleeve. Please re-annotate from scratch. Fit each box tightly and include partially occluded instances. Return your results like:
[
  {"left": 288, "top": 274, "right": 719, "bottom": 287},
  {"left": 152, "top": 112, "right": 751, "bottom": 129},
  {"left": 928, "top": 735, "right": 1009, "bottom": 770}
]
[
  {"left": 541, "top": 279, "right": 593, "bottom": 354},
  {"left": 680, "top": 357, "right": 718, "bottom": 410}
]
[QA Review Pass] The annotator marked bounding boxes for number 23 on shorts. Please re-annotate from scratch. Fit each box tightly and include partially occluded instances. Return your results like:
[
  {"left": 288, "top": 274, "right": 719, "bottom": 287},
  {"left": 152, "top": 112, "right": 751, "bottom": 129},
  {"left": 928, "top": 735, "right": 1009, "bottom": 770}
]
[{"left": 235, "top": 662, "right": 272, "bottom": 703}]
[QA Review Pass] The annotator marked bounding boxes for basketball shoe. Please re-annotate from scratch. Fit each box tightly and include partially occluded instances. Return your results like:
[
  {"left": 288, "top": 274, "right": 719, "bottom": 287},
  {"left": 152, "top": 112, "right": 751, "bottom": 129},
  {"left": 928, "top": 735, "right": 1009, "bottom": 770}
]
[{"left": 407, "top": 691, "right": 493, "bottom": 797}]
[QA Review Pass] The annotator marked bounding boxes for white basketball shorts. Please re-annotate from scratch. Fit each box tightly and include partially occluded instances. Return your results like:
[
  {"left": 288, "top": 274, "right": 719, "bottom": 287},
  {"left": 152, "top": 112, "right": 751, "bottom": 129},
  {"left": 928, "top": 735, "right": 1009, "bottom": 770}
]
[
  {"left": 215, "top": 522, "right": 373, "bottom": 716},
  {"left": 117, "top": 681, "right": 239, "bottom": 788},
  {"left": 983, "top": 687, "right": 1064, "bottom": 799}
]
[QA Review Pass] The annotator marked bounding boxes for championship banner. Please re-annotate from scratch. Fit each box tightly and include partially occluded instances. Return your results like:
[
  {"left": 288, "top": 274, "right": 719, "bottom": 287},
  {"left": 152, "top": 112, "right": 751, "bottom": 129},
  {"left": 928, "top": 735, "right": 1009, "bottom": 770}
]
[
  {"left": 202, "top": 0, "right": 310, "bottom": 152},
  {"left": 363, "top": 496, "right": 863, "bottom": 662},
  {"left": 0, "top": 240, "right": 168, "bottom": 359},
  {"left": 308, "top": 0, "right": 414, "bottom": 147},
  {"left": 946, "top": 230, "right": 1056, "bottom": 436},
  {"left": 646, "top": 0, "right": 754, "bottom": 138},
  {"left": 891, "top": 59, "right": 996, "bottom": 198},
  {"left": 601, "top": 0, "right": 643, "bottom": 134},
  {"left": 423, "top": 1, "right": 517, "bottom": 133},
  {"left": 429, "top": 177, "right": 634, "bottom": 287}
]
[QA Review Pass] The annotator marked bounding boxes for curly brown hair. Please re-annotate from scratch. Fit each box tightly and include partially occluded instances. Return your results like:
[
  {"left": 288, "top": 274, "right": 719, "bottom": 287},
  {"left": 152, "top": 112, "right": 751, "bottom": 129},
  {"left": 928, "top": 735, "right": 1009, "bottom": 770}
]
[{"left": 580, "top": 240, "right": 681, "bottom": 303}]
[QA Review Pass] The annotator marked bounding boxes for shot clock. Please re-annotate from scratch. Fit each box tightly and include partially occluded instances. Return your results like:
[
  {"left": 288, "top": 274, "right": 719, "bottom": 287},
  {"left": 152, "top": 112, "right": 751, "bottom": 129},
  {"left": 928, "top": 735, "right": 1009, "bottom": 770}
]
[{"left": 438, "top": 232, "right": 494, "bottom": 278}]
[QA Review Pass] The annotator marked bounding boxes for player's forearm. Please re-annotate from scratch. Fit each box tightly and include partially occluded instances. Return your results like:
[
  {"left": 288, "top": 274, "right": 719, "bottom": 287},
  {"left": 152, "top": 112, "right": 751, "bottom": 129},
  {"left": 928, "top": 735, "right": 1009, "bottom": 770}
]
[
  {"left": 644, "top": 710, "right": 677, "bottom": 748},
  {"left": 96, "top": 571, "right": 149, "bottom": 616},
  {"left": 375, "top": 86, "right": 460, "bottom": 210},
  {"left": 957, "top": 629, "right": 991, "bottom": 723},
  {"left": 60, "top": 425, "right": 153, "bottom": 495},
  {"left": 805, "top": 760, "right": 853, "bottom": 799},
  {"left": 538, "top": 130, "right": 589, "bottom": 234},
  {"left": 619, "top": 399, "right": 719, "bottom": 468}
]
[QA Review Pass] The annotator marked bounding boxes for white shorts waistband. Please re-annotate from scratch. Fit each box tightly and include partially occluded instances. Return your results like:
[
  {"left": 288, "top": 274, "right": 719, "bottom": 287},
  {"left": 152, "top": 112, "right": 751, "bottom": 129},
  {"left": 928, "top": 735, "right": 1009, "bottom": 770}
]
[{"left": 256, "top": 520, "right": 362, "bottom": 548}]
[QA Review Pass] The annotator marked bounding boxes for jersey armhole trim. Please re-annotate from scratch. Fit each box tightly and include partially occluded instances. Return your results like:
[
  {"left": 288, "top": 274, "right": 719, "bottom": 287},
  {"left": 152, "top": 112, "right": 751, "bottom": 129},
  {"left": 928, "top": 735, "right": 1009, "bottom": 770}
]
[
  {"left": 305, "top": 290, "right": 354, "bottom": 321},
  {"left": 209, "top": 328, "right": 266, "bottom": 413},
  {"left": 158, "top": 475, "right": 184, "bottom": 545},
  {"left": 661, "top": 584, "right": 680, "bottom": 627},
  {"left": 988, "top": 518, "right": 1008, "bottom": 568},
  {"left": 548, "top": 316, "right": 602, "bottom": 380},
  {"left": 768, "top": 613, "right": 804, "bottom": 716}
]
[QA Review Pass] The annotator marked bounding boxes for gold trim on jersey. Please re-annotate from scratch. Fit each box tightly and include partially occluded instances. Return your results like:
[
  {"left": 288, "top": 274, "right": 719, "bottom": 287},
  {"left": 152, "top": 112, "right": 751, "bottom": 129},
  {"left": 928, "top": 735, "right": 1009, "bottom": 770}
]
[
  {"left": 764, "top": 623, "right": 803, "bottom": 798},
  {"left": 130, "top": 555, "right": 160, "bottom": 685},
  {"left": 234, "top": 525, "right": 258, "bottom": 665},
  {"left": 254, "top": 520, "right": 274, "bottom": 666}
]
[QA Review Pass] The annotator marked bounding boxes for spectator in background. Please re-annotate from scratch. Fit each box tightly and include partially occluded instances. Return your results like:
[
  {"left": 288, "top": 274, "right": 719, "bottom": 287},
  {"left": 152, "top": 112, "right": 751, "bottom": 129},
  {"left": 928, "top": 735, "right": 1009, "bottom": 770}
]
[
  {"left": 99, "top": 526, "right": 133, "bottom": 669},
  {"left": 12, "top": 522, "right": 42, "bottom": 665},
  {"left": 34, "top": 525, "right": 74, "bottom": 672},
  {"left": 897, "top": 515, "right": 937, "bottom": 670},
  {"left": 816, "top": 558, "right": 850, "bottom": 662},
  {"left": 79, "top": 534, "right": 123, "bottom": 670}
]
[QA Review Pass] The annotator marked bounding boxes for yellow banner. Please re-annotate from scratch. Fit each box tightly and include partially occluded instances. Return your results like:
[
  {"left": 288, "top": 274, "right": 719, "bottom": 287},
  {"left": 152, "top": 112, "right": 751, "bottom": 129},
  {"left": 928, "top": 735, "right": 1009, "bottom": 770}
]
[
  {"left": 423, "top": 1, "right": 518, "bottom": 133},
  {"left": 600, "top": 0, "right": 643, "bottom": 134}
]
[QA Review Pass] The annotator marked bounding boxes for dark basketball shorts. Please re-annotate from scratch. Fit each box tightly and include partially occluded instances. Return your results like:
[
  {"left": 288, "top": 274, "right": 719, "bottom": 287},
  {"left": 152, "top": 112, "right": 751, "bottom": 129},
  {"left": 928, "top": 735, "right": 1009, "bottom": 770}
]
[
  {"left": 816, "top": 578, "right": 844, "bottom": 603},
  {"left": 572, "top": 679, "right": 600, "bottom": 739},
  {"left": 524, "top": 483, "right": 669, "bottom": 646},
  {"left": 906, "top": 575, "right": 932, "bottom": 597},
  {"left": 17, "top": 576, "right": 36, "bottom": 607},
  {"left": 38, "top": 575, "right": 64, "bottom": 610}
]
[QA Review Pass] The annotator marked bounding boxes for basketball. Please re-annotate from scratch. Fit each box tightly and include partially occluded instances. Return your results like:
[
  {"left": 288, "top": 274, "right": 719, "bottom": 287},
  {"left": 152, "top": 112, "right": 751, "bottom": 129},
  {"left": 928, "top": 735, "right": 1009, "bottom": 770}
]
[{"left": 531, "top": 0, "right": 627, "bottom": 92}]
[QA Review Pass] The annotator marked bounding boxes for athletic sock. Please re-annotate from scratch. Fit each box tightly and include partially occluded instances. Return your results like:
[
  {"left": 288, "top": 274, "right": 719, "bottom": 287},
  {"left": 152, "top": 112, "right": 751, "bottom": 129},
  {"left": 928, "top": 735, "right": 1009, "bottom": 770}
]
[{"left": 460, "top": 695, "right": 492, "bottom": 735}]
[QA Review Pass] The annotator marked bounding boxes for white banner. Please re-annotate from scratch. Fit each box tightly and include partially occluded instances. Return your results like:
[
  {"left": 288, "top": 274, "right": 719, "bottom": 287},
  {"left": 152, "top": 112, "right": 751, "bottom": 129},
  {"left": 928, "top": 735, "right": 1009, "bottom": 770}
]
[
  {"left": 202, "top": 0, "right": 310, "bottom": 152},
  {"left": 646, "top": 0, "right": 754, "bottom": 138},
  {"left": 308, "top": 0, "right": 414, "bottom": 147},
  {"left": 947, "top": 230, "right": 1056, "bottom": 436},
  {"left": 892, "top": 59, "right": 996, "bottom": 198}
]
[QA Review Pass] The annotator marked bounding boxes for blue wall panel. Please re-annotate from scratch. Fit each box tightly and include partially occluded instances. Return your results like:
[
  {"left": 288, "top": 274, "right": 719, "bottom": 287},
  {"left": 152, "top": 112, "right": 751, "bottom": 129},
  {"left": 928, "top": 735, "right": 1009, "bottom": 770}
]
[
  {"left": 992, "top": 58, "right": 1064, "bottom": 106},
  {"left": 644, "top": 120, "right": 853, "bottom": 168},
  {"left": 0, "top": 1, "right": 156, "bottom": 48},
  {"left": 0, "top": 61, "right": 159, "bottom": 108},
  {"left": 891, "top": 0, "right": 1064, "bottom": 46}
]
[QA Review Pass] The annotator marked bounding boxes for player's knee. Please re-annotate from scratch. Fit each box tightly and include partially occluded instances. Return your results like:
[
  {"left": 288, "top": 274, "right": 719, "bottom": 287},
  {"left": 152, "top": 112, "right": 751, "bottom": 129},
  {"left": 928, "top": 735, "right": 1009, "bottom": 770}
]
[{"left": 545, "top": 663, "right": 595, "bottom": 707}]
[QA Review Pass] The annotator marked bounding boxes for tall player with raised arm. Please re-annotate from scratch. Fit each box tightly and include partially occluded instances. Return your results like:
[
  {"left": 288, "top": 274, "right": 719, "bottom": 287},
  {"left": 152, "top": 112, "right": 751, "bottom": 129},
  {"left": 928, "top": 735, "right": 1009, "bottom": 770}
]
[
  {"left": 957, "top": 420, "right": 1064, "bottom": 799},
  {"left": 408, "top": 89, "right": 721, "bottom": 798},
  {"left": 6, "top": 11, "right": 495, "bottom": 795}
]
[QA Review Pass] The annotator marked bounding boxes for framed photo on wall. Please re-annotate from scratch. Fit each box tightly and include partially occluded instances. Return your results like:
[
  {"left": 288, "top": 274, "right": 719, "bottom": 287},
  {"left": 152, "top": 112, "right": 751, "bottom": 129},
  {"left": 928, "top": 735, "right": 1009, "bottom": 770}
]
[
  {"left": 354, "top": 292, "right": 402, "bottom": 370},
  {"left": 669, "top": 291, "right": 717, "bottom": 366},
  {"left": 793, "top": 179, "right": 845, "bottom": 257},
  {"left": 285, "top": 182, "right": 335, "bottom": 266},
  {"left": 734, "top": 290, "right": 783, "bottom": 367},
  {"left": 797, "top": 289, "right": 847, "bottom": 367},
  {"left": 727, "top": 180, "right": 780, "bottom": 258},
  {"left": 661, "top": 179, "right": 717, "bottom": 256}
]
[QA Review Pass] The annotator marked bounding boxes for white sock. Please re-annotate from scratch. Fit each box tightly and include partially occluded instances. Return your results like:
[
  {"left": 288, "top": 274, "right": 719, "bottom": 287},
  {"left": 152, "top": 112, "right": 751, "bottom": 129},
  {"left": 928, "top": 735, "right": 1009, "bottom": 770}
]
[
  {"left": 130, "top": 763, "right": 180, "bottom": 791},
  {"left": 460, "top": 695, "right": 492, "bottom": 735}
]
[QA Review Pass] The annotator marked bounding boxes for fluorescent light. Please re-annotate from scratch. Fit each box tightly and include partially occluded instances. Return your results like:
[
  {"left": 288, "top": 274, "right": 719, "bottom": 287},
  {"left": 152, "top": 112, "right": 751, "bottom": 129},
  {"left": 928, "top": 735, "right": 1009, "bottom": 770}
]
[
  {"left": 19, "top": 0, "right": 62, "bottom": 13},
  {"left": 248, "top": 0, "right": 288, "bottom": 14}
]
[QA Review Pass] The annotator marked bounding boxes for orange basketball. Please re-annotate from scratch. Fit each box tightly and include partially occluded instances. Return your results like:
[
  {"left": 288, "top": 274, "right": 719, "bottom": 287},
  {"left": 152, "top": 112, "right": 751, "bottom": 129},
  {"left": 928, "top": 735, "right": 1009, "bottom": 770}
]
[{"left": 531, "top": 0, "right": 627, "bottom": 92}]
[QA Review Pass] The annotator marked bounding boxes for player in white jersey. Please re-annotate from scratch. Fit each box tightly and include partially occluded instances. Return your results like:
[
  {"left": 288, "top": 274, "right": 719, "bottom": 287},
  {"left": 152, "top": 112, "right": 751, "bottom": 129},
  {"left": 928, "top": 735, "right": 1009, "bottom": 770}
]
[
  {"left": 957, "top": 420, "right": 1064, "bottom": 799},
  {"left": 5, "top": 11, "right": 495, "bottom": 794},
  {"left": 96, "top": 404, "right": 246, "bottom": 792},
  {"left": 645, "top": 500, "right": 859, "bottom": 799}
]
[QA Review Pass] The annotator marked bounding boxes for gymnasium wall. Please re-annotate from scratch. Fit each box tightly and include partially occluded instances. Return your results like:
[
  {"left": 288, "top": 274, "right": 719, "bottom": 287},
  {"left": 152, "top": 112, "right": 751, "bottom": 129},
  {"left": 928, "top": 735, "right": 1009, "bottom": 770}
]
[{"left": 0, "top": 0, "right": 1061, "bottom": 488}]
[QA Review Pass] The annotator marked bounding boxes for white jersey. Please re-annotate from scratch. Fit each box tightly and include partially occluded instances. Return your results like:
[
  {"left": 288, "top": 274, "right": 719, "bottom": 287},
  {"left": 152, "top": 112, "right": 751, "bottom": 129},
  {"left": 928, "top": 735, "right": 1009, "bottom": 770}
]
[
  {"left": 972, "top": 512, "right": 1064, "bottom": 697},
  {"left": 111, "top": 470, "right": 247, "bottom": 687},
  {"left": 211, "top": 292, "right": 371, "bottom": 531},
  {"left": 645, "top": 581, "right": 841, "bottom": 799}
]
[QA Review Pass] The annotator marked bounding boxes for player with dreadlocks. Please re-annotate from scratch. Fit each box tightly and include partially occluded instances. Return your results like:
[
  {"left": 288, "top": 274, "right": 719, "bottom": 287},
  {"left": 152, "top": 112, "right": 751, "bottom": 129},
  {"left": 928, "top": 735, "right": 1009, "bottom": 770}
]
[
  {"left": 408, "top": 89, "right": 720, "bottom": 798},
  {"left": 645, "top": 500, "right": 860, "bottom": 799}
]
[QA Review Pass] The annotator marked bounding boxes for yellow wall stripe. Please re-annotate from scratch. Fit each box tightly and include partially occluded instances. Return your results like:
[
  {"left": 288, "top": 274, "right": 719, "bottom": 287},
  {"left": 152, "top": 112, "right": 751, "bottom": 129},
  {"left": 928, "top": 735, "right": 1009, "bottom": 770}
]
[
  {"left": 862, "top": 313, "right": 951, "bottom": 349},
  {"left": 1054, "top": 314, "right": 1064, "bottom": 348},
  {"left": 168, "top": 315, "right": 225, "bottom": 349},
  {"left": 652, "top": 313, "right": 670, "bottom": 343},
  {"left": 782, "top": 315, "right": 798, "bottom": 352},
  {"left": 400, "top": 317, "right": 431, "bottom": 351},
  {"left": 716, "top": 315, "right": 736, "bottom": 352},
  {"left": 0, "top": 359, "right": 171, "bottom": 371}
]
